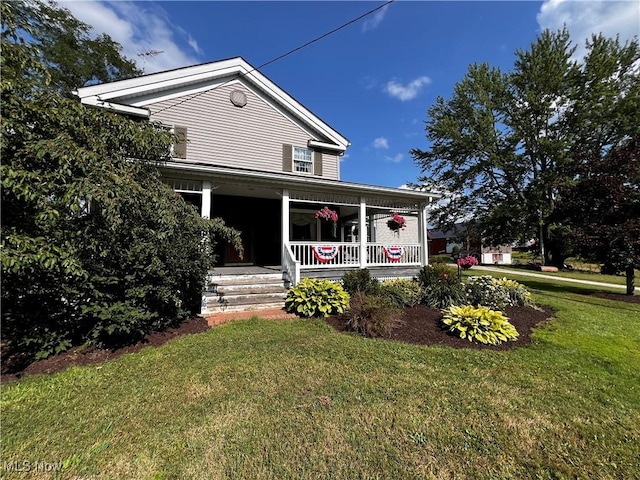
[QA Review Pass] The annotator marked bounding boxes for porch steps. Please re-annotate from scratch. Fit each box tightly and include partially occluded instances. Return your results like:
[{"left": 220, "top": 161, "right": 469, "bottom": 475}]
[{"left": 203, "top": 272, "right": 288, "bottom": 315}]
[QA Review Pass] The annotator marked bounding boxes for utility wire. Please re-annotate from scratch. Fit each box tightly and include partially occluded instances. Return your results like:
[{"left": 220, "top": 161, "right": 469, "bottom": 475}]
[{"left": 152, "top": 0, "right": 395, "bottom": 116}]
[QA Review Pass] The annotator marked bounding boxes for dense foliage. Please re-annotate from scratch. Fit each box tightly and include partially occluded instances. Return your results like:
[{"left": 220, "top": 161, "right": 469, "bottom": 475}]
[
  {"left": 341, "top": 269, "right": 381, "bottom": 296},
  {"left": 441, "top": 305, "right": 519, "bottom": 345},
  {"left": 380, "top": 278, "right": 423, "bottom": 308},
  {"left": 1, "top": 1, "right": 240, "bottom": 359},
  {"left": 417, "top": 264, "right": 467, "bottom": 309},
  {"left": 284, "top": 278, "right": 350, "bottom": 318},
  {"left": 345, "top": 293, "right": 402, "bottom": 338},
  {"left": 412, "top": 28, "right": 640, "bottom": 269},
  {"left": 558, "top": 135, "right": 640, "bottom": 294}
]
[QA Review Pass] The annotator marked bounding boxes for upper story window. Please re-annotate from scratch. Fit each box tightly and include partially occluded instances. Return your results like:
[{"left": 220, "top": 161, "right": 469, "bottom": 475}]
[{"left": 293, "top": 147, "right": 313, "bottom": 173}]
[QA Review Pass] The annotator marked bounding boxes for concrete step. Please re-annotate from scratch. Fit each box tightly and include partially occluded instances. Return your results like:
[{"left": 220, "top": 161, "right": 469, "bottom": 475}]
[
  {"left": 205, "top": 302, "right": 289, "bottom": 315},
  {"left": 202, "top": 271, "right": 288, "bottom": 315},
  {"left": 207, "top": 291, "right": 287, "bottom": 306},
  {"left": 215, "top": 284, "right": 287, "bottom": 295},
  {"left": 207, "top": 273, "right": 283, "bottom": 285}
]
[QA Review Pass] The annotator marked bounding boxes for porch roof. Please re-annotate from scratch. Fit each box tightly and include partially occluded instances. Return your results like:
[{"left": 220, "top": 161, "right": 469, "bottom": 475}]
[{"left": 161, "top": 161, "right": 440, "bottom": 209}]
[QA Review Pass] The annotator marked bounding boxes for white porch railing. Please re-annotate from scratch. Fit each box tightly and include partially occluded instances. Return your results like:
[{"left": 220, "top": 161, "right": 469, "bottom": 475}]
[
  {"left": 289, "top": 242, "right": 422, "bottom": 269},
  {"left": 367, "top": 243, "right": 421, "bottom": 266},
  {"left": 283, "top": 244, "right": 301, "bottom": 286},
  {"left": 290, "top": 242, "right": 360, "bottom": 268}
]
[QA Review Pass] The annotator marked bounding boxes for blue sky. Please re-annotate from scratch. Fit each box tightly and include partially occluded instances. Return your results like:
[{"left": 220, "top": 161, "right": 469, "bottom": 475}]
[{"left": 63, "top": 1, "right": 639, "bottom": 188}]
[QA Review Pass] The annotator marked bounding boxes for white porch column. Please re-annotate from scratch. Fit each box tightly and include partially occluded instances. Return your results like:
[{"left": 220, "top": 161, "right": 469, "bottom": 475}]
[
  {"left": 201, "top": 180, "right": 211, "bottom": 218},
  {"left": 359, "top": 197, "right": 367, "bottom": 269},
  {"left": 282, "top": 189, "right": 290, "bottom": 263},
  {"left": 418, "top": 202, "right": 429, "bottom": 266}
]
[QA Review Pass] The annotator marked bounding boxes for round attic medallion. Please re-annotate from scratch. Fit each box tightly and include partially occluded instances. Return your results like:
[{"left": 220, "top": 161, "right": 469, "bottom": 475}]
[{"left": 230, "top": 90, "right": 247, "bottom": 107}]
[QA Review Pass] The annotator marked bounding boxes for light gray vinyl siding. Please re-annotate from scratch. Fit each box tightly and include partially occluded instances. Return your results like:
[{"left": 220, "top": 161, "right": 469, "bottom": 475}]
[
  {"left": 373, "top": 216, "right": 419, "bottom": 244},
  {"left": 147, "top": 83, "right": 339, "bottom": 180}
]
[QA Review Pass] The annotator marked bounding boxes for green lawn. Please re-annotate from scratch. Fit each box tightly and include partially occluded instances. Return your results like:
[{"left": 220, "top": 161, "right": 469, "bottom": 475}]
[{"left": 2, "top": 279, "right": 640, "bottom": 479}]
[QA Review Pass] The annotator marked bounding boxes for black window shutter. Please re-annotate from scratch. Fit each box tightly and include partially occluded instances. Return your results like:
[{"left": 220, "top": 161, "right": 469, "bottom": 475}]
[
  {"left": 173, "top": 126, "right": 187, "bottom": 159},
  {"left": 313, "top": 151, "right": 323, "bottom": 176},
  {"left": 283, "top": 144, "right": 293, "bottom": 172}
]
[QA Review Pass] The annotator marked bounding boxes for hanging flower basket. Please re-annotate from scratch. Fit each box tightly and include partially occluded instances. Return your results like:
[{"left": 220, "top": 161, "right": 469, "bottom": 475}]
[
  {"left": 387, "top": 212, "right": 407, "bottom": 233},
  {"left": 457, "top": 255, "right": 479, "bottom": 270},
  {"left": 315, "top": 206, "right": 338, "bottom": 238}
]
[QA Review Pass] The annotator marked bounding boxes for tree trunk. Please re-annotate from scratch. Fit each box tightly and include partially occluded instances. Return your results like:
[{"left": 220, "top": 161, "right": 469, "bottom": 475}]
[{"left": 626, "top": 266, "right": 635, "bottom": 296}]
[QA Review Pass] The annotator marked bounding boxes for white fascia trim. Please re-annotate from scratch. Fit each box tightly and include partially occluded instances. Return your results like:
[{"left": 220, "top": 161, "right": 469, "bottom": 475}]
[
  {"left": 308, "top": 140, "right": 345, "bottom": 152},
  {"left": 162, "top": 162, "right": 441, "bottom": 201},
  {"left": 75, "top": 57, "right": 246, "bottom": 98},
  {"left": 81, "top": 97, "right": 150, "bottom": 117}
]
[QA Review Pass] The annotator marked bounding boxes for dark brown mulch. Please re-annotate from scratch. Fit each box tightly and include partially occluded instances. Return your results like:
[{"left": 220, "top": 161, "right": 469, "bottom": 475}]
[
  {"left": 325, "top": 305, "right": 556, "bottom": 350},
  {"left": 0, "top": 316, "right": 209, "bottom": 384},
  {"left": 591, "top": 292, "right": 640, "bottom": 304}
]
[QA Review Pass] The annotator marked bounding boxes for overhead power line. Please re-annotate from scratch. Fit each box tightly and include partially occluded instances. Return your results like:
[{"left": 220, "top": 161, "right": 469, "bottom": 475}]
[{"left": 152, "top": 0, "right": 395, "bottom": 116}]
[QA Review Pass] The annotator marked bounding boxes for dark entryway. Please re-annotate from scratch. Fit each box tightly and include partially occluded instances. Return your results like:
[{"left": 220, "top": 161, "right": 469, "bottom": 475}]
[{"left": 211, "top": 195, "right": 281, "bottom": 266}]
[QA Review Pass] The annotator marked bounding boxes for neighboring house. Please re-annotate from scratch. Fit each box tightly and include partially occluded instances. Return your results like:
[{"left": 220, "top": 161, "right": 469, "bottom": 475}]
[
  {"left": 428, "top": 223, "right": 512, "bottom": 265},
  {"left": 74, "top": 57, "right": 438, "bottom": 292}
]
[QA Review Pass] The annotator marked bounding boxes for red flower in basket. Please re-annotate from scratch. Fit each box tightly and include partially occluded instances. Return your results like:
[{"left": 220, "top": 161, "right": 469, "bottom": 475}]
[
  {"left": 315, "top": 206, "right": 338, "bottom": 237},
  {"left": 387, "top": 212, "right": 407, "bottom": 232}
]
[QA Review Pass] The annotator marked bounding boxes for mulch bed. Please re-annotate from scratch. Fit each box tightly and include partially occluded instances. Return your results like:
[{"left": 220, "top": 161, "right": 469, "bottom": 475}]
[
  {"left": 1, "top": 316, "right": 209, "bottom": 385},
  {"left": 325, "top": 305, "right": 556, "bottom": 351},
  {"left": 5, "top": 293, "right": 635, "bottom": 384}
]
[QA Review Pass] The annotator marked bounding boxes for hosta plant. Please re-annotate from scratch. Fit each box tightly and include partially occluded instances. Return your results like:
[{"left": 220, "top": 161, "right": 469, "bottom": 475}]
[
  {"left": 285, "top": 278, "right": 350, "bottom": 318},
  {"left": 441, "top": 305, "right": 519, "bottom": 345}
]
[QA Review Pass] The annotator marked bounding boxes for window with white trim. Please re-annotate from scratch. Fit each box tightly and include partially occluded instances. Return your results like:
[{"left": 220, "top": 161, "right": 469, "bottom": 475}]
[{"left": 293, "top": 147, "right": 313, "bottom": 173}]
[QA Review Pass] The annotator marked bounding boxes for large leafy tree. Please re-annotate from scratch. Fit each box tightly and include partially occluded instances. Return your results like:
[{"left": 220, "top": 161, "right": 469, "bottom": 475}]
[
  {"left": 558, "top": 136, "right": 640, "bottom": 294},
  {"left": 412, "top": 29, "right": 640, "bottom": 267},
  {"left": 1, "top": 1, "right": 240, "bottom": 360}
]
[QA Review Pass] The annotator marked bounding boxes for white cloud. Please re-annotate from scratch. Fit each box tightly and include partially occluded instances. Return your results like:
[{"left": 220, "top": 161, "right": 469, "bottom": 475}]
[
  {"left": 62, "top": 1, "right": 202, "bottom": 73},
  {"left": 373, "top": 137, "right": 389, "bottom": 149},
  {"left": 537, "top": 0, "right": 640, "bottom": 60},
  {"left": 385, "top": 76, "right": 431, "bottom": 101},
  {"left": 385, "top": 153, "right": 403, "bottom": 163},
  {"left": 340, "top": 153, "right": 350, "bottom": 163},
  {"left": 362, "top": 4, "right": 390, "bottom": 32},
  {"left": 187, "top": 35, "right": 201, "bottom": 55}
]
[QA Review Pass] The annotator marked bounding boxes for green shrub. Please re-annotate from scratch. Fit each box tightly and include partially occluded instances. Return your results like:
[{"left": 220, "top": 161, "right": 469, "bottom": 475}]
[
  {"left": 284, "top": 278, "right": 350, "bottom": 318},
  {"left": 494, "top": 277, "right": 537, "bottom": 308},
  {"left": 464, "top": 276, "right": 510, "bottom": 310},
  {"left": 341, "top": 269, "right": 381, "bottom": 296},
  {"left": 465, "top": 276, "right": 536, "bottom": 309},
  {"left": 345, "top": 293, "right": 402, "bottom": 338},
  {"left": 380, "top": 278, "right": 423, "bottom": 307},
  {"left": 441, "top": 305, "right": 519, "bottom": 345},
  {"left": 417, "top": 264, "right": 467, "bottom": 309}
]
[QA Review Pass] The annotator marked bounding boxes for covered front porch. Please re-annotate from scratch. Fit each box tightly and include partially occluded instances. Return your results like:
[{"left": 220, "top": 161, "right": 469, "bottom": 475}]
[{"left": 162, "top": 164, "right": 438, "bottom": 286}]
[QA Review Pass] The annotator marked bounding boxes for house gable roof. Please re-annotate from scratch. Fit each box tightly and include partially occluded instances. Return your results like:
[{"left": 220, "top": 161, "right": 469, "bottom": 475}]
[{"left": 73, "top": 57, "right": 350, "bottom": 152}]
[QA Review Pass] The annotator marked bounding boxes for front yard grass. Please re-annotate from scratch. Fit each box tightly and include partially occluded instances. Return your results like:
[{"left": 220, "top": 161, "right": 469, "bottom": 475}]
[{"left": 2, "top": 279, "right": 639, "bottom": 479}]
